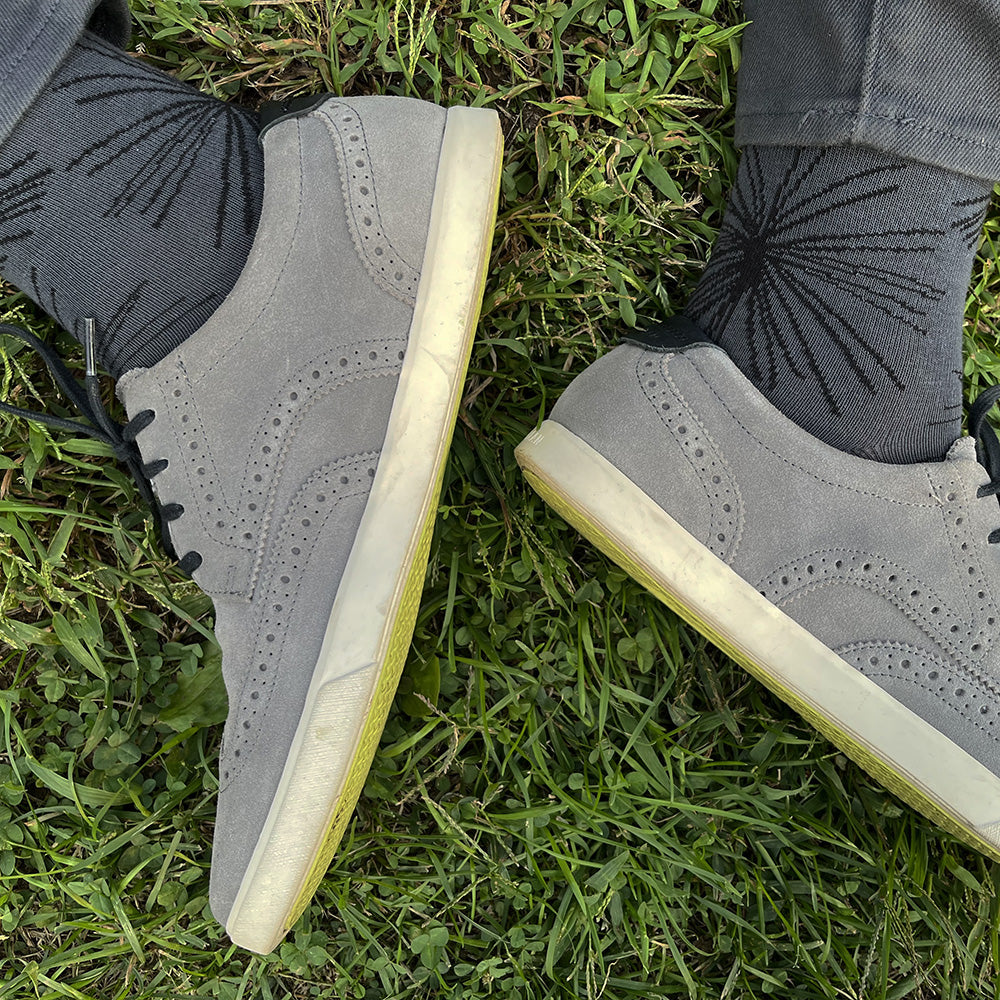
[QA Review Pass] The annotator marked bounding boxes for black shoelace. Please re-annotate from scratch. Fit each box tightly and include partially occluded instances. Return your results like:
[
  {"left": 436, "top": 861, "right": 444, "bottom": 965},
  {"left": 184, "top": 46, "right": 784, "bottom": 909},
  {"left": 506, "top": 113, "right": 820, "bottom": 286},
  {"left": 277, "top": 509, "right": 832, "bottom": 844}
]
[
  {"left": 970, "top": 384, "right": 1000, "bottom": 544},
  {"left": 0, "top": 320, "right": 202, "bottom": 575}
]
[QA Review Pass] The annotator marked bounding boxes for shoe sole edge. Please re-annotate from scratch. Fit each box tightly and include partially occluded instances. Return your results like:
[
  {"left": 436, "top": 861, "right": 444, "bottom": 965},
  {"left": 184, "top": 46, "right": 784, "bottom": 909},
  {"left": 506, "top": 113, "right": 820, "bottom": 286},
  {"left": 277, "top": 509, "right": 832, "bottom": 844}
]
[
  {"left": 225, "top": 105, "right": 504, "bottom": 954},
  {"left": 515, "top": 419, "right": 1000, "bottom": 862}
]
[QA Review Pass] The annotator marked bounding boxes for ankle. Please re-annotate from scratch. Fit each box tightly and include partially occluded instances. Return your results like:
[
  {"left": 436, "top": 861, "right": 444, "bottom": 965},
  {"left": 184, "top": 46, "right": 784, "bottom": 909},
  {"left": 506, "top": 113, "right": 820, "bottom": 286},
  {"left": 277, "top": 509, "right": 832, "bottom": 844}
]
[{"left": 686, "top": 144, "right": 990, "bottom": 463}]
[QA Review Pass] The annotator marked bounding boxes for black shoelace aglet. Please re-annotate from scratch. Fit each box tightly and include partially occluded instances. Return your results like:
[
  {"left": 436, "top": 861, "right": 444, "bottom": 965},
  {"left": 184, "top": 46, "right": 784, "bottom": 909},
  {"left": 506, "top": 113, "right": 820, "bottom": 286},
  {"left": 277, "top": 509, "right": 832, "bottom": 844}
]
[
  {"left": 83, "top": 317, "right": 98, "bottom": 379},
  {"left": 81, "top": 318, "right": 128, "bottom": 453}
]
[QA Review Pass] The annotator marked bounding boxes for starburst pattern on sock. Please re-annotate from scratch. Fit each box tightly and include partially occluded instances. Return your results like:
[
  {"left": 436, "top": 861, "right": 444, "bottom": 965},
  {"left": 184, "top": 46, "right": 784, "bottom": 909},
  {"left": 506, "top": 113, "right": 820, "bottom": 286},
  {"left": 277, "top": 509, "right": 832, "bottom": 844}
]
[
  {"left": 687, "top": 147, "right": 948, "bottom": 412},
  {"left": 0, "top": 31, "right": 264, "bottom": 380},
  {"left": 54, "top": 32, "right": 260, "bottom": 248},
  {"left": 686, "top": 145, "right": 991, "bottom": 463},
  {"left": 952, "top": 193, "right": 992, "bottom": 250},
  {"left": 0, "top": 153, "right": 52, "bottom": 268}
]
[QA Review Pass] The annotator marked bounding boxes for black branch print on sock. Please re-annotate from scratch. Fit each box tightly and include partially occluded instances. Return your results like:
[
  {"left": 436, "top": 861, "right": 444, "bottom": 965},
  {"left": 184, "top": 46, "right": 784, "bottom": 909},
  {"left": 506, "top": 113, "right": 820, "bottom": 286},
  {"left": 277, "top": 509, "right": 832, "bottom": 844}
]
[
  {"left": 952, "top": 193, "right": 992, "bottom": 250},
  {"left": 96, "top": 280, "right": 225, "bottom": 374},
  {"left": 27, "top": 266, "right": 73, "bottom": 333},
  {"left": 686, "top": 147, "right": 947, "bottom": 416},
  {"left": 17, "top": 274, "right": 219, "bottom": 374},
  {"left": 0, "top": 152, "right": 53, "bottom": 268},
  {"left": 51, "top": 33, "right": 259, "bottom": 248},
  {"left": 927, "top": 367, "right": 967, "bottom": 428}
]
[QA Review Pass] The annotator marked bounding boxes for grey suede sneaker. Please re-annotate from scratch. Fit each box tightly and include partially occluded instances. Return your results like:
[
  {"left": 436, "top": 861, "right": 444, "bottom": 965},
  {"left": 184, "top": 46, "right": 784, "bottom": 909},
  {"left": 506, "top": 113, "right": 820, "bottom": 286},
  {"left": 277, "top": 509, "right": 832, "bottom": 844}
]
[
  {"left": 516, "top": 315, "right": 1000, "bottom": 862},
  {"left": 114, "top": 96, "right": 502, "bottom": 952}
]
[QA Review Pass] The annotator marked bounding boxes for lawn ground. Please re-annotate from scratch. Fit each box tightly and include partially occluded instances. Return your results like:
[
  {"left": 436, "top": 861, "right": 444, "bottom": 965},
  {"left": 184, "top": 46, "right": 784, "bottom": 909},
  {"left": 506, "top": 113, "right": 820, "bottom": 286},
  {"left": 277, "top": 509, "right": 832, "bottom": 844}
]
[{"left": 2, "top": 2, "right": 1000, "bottom": 998}]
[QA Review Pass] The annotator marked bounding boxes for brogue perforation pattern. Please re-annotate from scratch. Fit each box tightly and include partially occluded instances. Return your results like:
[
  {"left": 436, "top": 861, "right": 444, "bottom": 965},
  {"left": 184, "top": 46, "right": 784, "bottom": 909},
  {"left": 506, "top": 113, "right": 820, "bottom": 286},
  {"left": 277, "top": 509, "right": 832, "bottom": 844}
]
[
  {"left": 757, "top": 548, "right": 995, "bottom": 665},
  {"left": 135, "top": 338, "right": 405, "bottom": 594},
  {"left": 316, "top": 103, "right": 420, "bottom": 305},
  {"left": 636, "top": 352, "right": 743, "bottom": 561},
  {"left": 838, "top": 641, "right": 1000, "bottom": 745},
  {"left": 934, "top": 466, "right": 1000, "bottom": 633},
  {"left": 684, "top": 351, "right": 940, "bottom": 508},
  {"left": 220, "top": 451, "right": 379, "bottom": 787}
]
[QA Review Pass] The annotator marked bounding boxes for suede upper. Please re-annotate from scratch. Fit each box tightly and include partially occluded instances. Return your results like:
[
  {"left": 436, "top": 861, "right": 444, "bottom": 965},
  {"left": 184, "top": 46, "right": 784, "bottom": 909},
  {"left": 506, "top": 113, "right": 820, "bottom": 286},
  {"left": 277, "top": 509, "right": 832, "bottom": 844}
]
[{"left": 551, "top": 334, "right": 1000, "bottom": 778}]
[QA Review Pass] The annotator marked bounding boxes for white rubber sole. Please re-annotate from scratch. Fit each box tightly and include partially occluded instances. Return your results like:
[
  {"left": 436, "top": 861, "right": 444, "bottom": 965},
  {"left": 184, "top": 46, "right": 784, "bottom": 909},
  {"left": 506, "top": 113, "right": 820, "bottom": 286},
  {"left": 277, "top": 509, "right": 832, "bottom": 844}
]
[
  {"left": 225, "top": 106, "right": 503, "bottom": 954},
  {"left": 516, "top": 419, "right": 1000, "bottom": 861}
]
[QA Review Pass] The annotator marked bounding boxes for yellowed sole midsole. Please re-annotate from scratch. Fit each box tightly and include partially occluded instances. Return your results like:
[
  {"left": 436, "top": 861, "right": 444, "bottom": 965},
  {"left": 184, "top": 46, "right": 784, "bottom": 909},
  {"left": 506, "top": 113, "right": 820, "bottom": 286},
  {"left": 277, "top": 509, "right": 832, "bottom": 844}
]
[{"left": 516, "top": 419, "right": 1000, "bottom": 863}]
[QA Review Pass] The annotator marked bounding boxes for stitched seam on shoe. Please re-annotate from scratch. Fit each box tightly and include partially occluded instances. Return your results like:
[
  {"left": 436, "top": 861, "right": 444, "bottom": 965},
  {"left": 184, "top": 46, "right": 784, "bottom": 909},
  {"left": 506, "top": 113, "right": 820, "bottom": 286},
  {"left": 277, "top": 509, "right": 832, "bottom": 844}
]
[
  {"left": 928, "top": 463, "right": 1000, "bottom": 658},
  {"left": 315, "top": 103, "right": 420, "bottom": 306},
  {"left": 138, "top": 373, "right": 262, "bottom": 577},
  {"left": 141, "top": 348, "right": 403, "bottom": 595},
  {"left": 837, "top": 639, "right": 1000, "bottom": 746},
  {"left": 242, "top": 347, "right": 403, "bottom": 592},
  {"left": 838, "top": 639, "right": 1000, "bottom": 704},
  {"left": 679, "top": 351, "right": 937, "bottom": 508},
  {"left": 159, "top": 362, "right": 254, "bottom": 575},
  {"left": 928, "top": 463, "right": 976, "bottom": 624},
  {"left": 637, "top": 354, "right": 743, "bottom": 562},
  {"left": 198, "top": 122, "right": 307, "bottom": 380},
  {"left": 221, "top": 451, "right": 377, "bottom": 787},
  {"left": 762, "top": 549, "right": 988, "bottom": 664},
  {"left": 196, "top": 364, "right": 398, "bottom": 594}
]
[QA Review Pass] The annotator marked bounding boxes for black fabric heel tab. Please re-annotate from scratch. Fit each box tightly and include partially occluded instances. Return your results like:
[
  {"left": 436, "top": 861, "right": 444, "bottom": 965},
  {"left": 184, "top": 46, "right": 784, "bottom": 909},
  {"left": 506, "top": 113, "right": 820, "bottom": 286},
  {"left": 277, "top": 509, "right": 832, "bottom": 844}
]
[
  {"left": 259, "top": 93, "right": 337, "bottom": 135},
  {"left": 89, "top": 0, "right": 132, "bottom": 48},
  {"left": 622, "top": 314, "right": 713, "bottom": 353}
]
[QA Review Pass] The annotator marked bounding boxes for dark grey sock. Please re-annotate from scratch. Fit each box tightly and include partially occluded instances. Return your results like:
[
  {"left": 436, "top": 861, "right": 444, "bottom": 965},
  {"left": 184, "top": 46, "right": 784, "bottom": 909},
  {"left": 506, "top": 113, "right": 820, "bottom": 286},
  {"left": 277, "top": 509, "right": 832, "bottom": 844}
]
[
  {"left": 686, "top": 145, "right": 992, "bottom": 464},
  {"left": 0, "top": 31, "right": 263, "bottom": 380}
]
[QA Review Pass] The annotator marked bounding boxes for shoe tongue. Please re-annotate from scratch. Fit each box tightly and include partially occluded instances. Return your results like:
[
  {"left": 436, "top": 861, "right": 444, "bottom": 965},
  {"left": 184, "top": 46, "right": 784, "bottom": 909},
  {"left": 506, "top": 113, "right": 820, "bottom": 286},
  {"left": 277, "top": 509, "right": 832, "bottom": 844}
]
[{"left": 946, "top": 436, "right": 978, "bottom": 463}]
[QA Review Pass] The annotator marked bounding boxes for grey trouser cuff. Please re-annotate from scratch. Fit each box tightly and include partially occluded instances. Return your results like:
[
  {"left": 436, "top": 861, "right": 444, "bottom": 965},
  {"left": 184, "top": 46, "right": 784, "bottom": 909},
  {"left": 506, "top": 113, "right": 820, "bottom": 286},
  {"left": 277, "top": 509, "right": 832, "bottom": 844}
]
[
  {"left": 0, "top": 0, "right": 131, "bottom": 149},
  {"left": 735, "top": 0, "right": 1000, "bottom": 182}
]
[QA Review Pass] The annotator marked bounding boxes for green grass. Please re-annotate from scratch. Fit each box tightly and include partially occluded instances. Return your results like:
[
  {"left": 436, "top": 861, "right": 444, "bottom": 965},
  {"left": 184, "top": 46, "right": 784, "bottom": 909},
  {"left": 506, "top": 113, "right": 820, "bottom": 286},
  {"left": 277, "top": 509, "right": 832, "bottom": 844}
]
[{"left": 2, "top": 1, "right": 1000, "bottom": 997}]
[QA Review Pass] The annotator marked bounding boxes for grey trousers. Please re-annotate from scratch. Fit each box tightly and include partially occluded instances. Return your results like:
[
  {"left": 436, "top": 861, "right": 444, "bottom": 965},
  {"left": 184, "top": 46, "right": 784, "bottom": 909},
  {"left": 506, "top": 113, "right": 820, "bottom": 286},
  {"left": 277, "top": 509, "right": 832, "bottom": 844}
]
[
  {"left": 0, "top": 0, "right": 129, "bottom": 149},
  {"left": 0, "top": 2, "right": 998, "bottom": 179},
  {"left": 737, "top": 0, "right": 1000, "bottom": 181}
]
